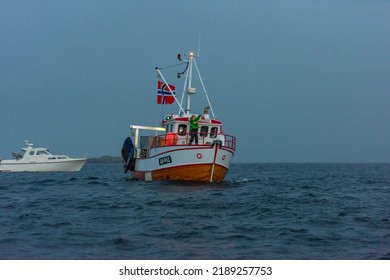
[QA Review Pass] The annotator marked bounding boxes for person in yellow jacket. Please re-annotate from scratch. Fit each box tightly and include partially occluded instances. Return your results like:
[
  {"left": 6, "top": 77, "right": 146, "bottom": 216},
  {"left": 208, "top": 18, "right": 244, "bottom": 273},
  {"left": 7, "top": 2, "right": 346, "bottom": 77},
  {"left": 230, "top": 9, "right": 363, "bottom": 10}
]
[{"left": 189, "top": 114, "right": 201, "bottom": 145}]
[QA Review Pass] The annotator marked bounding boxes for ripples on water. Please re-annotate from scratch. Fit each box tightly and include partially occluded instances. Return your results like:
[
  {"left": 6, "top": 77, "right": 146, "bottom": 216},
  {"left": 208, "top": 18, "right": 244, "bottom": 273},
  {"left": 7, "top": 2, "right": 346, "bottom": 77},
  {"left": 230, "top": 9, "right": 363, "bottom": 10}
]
[{"left": 0, "top": 163, "right": 389, "bottom": 259}]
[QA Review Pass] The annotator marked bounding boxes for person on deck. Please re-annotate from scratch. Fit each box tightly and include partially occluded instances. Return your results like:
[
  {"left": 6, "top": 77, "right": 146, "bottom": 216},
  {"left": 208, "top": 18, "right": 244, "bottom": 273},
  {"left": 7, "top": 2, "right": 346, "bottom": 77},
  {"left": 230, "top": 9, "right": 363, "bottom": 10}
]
[{"left": 189, "top": 114, "right": 202, "bottom": 145}]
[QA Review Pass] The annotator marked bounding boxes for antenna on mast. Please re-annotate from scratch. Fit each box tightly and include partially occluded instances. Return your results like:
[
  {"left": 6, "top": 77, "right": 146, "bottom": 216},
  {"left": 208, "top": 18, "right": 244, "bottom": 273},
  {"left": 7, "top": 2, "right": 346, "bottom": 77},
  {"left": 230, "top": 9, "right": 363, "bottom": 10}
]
[{"left": 197, "top": 32, "right": 201, "bottom": 57}]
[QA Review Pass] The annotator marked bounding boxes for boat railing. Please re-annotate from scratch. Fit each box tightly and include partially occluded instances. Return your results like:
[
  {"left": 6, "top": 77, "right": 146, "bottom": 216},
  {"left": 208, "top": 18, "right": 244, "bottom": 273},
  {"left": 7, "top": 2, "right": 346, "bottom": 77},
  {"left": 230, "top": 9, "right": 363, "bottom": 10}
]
[
  {"left": 224, "top": 135, "right": 237, "bottom": 150},
  {"left": 150, "top": 132, "right": 236, "bottom": 150}
]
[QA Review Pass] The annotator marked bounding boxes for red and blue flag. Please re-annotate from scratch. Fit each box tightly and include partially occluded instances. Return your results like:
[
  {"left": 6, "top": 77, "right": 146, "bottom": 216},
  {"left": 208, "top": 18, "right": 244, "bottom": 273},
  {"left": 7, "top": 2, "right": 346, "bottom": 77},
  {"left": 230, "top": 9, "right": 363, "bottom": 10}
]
[{"left": 157, "top": 80, "right": 175, "bottom": 104}]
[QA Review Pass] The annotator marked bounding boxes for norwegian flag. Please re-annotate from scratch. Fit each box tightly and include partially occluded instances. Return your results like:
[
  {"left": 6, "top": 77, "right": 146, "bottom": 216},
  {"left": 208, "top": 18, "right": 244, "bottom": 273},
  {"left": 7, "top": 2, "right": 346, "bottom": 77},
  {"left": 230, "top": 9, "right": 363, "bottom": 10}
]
[{"left": 157, "top": 80, "right": 175, "bottom": 104}]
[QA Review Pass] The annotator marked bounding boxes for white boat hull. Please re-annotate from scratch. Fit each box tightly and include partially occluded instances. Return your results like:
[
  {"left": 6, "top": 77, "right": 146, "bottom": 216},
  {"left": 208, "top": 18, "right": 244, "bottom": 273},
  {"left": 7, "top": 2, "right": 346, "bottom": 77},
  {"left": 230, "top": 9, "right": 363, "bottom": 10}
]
[
  {"left": 0, "top": 159, "right": 86, "bottom": 172},
  {"left": 131, "top": 144, "right": 234, "bottom": 182}
]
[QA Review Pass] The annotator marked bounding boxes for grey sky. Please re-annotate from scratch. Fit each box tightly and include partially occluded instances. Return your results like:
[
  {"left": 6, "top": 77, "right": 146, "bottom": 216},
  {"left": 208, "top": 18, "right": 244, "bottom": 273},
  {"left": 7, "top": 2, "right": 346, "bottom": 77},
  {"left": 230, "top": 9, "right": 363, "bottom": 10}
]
[{"left": 1, "top": 0, "right": 389, "bottom": 162}]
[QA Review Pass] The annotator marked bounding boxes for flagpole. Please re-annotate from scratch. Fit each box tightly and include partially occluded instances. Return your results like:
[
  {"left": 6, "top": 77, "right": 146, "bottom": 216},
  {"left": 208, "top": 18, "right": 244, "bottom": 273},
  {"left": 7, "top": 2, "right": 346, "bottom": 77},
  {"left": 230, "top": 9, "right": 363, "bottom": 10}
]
[{"left": 155, "top": 67, "right": 185, "bottom": 114}]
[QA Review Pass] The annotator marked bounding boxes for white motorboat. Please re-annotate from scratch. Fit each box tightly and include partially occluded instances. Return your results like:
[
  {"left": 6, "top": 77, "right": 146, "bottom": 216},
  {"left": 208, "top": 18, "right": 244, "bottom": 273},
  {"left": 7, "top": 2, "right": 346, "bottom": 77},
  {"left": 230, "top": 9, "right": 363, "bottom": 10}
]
[
  {"left": 121, "top": 51, "right": 236, "bottom": 182},
  {"left": 0, "top": 141, "right": 86, "bottom": 172}
]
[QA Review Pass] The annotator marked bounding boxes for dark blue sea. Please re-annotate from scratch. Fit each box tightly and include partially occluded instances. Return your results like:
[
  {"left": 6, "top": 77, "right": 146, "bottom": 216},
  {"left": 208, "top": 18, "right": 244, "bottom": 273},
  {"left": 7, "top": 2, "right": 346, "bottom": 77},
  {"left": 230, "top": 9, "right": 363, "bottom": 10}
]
[{"left": 1, "top": 163, "right": 390, "bottom": 260}]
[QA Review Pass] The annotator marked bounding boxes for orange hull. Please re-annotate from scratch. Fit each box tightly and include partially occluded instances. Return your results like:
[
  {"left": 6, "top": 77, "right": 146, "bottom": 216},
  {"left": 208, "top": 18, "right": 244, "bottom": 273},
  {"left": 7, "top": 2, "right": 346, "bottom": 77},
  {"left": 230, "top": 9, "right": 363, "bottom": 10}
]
[{"left": 131, "top": 163, "right": 228, "bottom": 182}]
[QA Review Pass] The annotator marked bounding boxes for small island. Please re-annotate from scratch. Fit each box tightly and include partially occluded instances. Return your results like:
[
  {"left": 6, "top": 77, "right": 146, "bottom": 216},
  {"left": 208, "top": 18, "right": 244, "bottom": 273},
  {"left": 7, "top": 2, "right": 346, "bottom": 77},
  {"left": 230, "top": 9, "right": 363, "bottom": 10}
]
[{"left": 87, "top": 155, "right": 122, "bottom": 163}]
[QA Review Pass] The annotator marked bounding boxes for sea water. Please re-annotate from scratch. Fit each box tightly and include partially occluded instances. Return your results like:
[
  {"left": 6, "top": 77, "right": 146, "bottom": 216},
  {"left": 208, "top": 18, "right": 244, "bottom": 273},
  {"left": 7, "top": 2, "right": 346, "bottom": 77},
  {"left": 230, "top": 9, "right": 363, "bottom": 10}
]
[{"left": 1, "top": 163, "right": 389, "bottom": 259}]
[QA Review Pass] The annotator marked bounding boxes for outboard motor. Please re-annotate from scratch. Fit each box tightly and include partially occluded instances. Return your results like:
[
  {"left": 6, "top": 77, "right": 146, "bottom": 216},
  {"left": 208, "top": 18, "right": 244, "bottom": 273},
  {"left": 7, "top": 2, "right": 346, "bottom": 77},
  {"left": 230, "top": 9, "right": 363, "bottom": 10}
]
[{"left": 121, "top": 137, "right": 135, "bottom": 173}]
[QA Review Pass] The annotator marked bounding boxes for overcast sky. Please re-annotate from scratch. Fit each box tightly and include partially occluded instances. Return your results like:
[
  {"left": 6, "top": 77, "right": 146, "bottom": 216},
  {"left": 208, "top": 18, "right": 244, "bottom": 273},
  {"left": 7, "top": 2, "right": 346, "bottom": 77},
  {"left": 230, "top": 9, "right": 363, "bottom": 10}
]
[{"left": 1, "top": 0, "right": 389, "bottom": 162}]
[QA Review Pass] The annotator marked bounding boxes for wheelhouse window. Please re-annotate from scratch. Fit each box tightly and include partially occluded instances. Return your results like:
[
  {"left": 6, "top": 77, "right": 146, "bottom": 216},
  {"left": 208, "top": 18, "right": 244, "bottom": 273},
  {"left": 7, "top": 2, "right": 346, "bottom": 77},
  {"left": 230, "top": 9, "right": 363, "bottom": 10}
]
[
  {"left": 178, "top": 124, "right": 187, "bottom": 136},
  {"left": 200, "top": 126, "right": 208, "bottom": 137},
  {"left": 210, "top": 127, "right": 218, "bottom": 138},
  {"left": 37, "top": 151, "right": 50, "bottom": 155},
  {"left": 165, "top": 124, "right": 173, "bottom": 133}
]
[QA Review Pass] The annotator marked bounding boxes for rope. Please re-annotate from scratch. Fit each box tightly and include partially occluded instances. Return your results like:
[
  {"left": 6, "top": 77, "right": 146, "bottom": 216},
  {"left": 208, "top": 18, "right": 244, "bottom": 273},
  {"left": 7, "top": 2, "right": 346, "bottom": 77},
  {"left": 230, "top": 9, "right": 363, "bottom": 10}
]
[{"left": 157, "top": 62, "right": 187, "bottom": 70}]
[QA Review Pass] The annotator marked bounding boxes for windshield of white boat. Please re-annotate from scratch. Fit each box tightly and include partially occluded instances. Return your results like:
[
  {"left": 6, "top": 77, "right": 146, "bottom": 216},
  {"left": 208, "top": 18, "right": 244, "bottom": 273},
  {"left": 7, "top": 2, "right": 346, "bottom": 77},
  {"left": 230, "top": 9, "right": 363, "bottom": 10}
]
[
  {"left": 28, "top": 150, "right": 53, "bottom": 156},
  {"left": 37, "top": 150, "right": 51, "bottom": 155}
]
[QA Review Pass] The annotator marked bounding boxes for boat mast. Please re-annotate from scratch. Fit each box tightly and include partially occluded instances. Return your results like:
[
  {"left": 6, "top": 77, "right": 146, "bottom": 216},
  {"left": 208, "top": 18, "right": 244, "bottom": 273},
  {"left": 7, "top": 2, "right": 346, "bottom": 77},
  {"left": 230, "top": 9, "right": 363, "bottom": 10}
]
[
  {"left": 184, "top": 52, "right": 215, "bottom": 118},
  {"left": 185, "top": 52, "right": 196, "bottom": 114},
  {"left": 157, "top": 50, "right": 215, "bottom": 118}
]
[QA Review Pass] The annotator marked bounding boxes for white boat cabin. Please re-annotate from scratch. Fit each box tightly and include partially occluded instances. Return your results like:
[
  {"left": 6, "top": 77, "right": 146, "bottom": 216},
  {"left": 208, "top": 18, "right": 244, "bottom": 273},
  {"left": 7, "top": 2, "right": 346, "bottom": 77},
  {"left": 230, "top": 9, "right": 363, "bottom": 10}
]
[
  {"left": 23, "top": 148, "right": 68, "bottom": 160},
  {"left": 10, "top": 145, "right": 69, "bottom": 161}
]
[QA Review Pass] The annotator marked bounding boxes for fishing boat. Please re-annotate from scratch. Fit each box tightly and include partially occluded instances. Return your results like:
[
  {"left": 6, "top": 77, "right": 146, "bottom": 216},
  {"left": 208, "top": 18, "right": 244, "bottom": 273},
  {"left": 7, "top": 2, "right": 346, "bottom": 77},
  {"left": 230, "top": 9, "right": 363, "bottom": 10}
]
[
  {"left": 0, "top": 140, "right": 86, "bottom": 172},
  {"left": 121, "top": 51, "right": 236, "bottom": 182}
]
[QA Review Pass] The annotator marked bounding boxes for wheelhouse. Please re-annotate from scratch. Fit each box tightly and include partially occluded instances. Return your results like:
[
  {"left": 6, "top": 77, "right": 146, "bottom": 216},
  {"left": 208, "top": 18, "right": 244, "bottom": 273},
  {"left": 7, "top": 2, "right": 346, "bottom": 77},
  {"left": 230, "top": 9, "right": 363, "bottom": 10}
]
[{"left": 161, "top": 114, "right": 223, "bottom": 146}]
